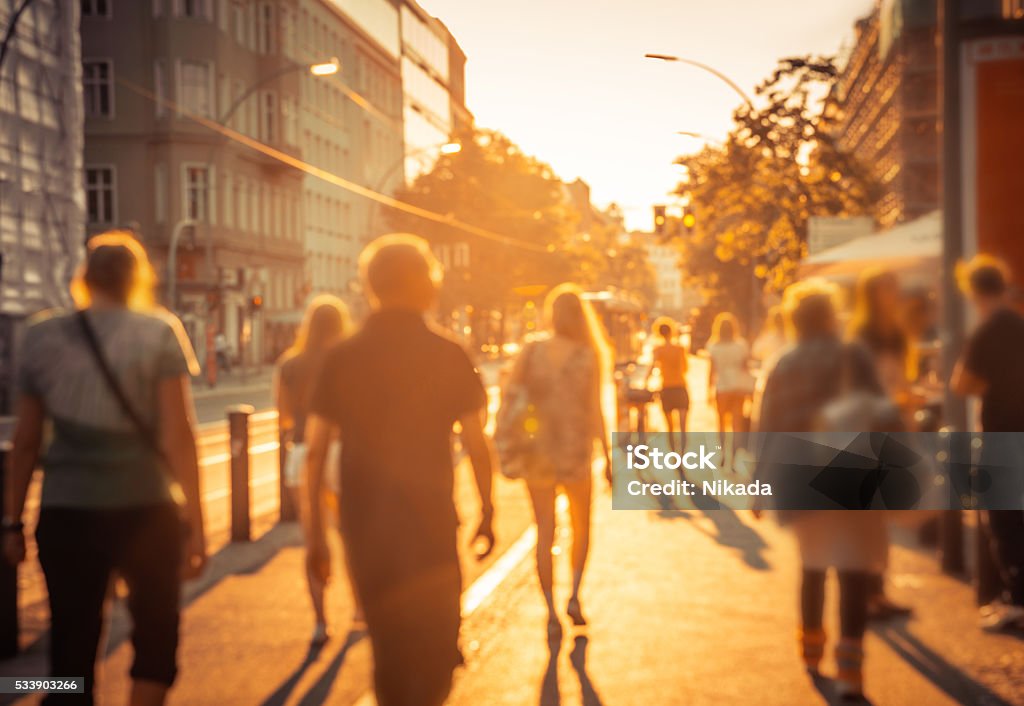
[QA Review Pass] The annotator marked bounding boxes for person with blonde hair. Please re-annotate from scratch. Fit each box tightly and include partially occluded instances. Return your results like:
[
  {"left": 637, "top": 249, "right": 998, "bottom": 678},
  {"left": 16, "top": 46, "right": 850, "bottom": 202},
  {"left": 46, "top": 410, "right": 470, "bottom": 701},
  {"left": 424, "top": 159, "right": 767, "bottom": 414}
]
[
  {"left": 274, "top": 294, "right": 355, "bottom": 645},
  {"left": 503, "top": 283, "right": 612, "bottom": 638},
  {"left": 3, "top": 231, "right": 206, "bottom": 706},
  {"left": 848, "top": 267, "right": 914, "bottom": 622},
  {"left": 753, "top": 278, "right": 888, "bottom": 702},
  {"left": 752, "top": 305, "right": 788, "bottom": 365},
  {"left": 706, "top": 311, "right": 753, "bottom": 451},
  {"left": 304, "top": 234, "right": 495, "bottom": 706}
]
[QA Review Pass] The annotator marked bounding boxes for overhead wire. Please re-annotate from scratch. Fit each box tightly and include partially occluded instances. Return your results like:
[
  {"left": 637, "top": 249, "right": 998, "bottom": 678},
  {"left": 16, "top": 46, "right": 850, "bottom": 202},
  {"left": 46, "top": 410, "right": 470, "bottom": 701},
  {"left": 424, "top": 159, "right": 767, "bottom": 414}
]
[{"left": 117, "top": 76, "right": 552, "bottom": 254}]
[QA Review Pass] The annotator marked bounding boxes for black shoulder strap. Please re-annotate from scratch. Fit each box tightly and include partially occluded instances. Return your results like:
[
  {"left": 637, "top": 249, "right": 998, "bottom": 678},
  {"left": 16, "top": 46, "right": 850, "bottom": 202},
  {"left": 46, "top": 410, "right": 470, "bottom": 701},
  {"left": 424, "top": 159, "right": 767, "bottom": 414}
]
[{"left": 76, "top": 310, "right": 167, "bottom": 461}]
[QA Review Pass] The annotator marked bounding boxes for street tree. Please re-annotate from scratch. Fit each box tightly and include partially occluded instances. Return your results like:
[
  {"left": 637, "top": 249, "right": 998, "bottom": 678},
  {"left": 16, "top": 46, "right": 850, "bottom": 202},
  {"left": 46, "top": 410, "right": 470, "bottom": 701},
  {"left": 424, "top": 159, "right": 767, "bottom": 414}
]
[
  {"left": 674, "top": 55, "right": 880, "bottom": 327},
  {"left": 386, "top": 128, "right": 575, "bottom": 334}
]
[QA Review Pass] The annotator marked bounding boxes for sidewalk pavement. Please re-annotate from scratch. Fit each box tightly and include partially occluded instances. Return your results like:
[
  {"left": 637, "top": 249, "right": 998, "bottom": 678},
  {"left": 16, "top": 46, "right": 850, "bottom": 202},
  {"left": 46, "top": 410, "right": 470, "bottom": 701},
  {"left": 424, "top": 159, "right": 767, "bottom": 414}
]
[
  {"left": 6, "top": 356, "right": 1023, "bottom": 705},
  {"left": 192, "top": 370, "right": 274, "bottom": 401}
]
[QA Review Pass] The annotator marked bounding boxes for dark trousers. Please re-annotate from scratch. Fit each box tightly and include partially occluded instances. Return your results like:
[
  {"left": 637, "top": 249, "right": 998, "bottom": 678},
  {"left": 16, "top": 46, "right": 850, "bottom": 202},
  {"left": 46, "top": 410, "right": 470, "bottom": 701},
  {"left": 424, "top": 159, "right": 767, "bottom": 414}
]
[
  {"left": 801, "top": 569, "right": 871, "bottom": 639},
  {"left": 36, "top": 504, "right": 183, "bottom": 705},
  {"left": 983, "top": 510, "right": 1024, "bottom": 606}
]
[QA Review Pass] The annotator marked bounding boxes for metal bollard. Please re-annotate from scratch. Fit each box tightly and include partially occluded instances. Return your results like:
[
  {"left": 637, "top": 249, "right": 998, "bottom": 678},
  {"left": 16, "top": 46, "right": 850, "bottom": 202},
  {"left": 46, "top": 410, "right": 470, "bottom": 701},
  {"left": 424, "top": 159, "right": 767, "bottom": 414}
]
[
  {"left": 278, "top": 427, "right": 297, "bottom": 523},
  {"left": 939, "top": 510, "right": 964, "bottom": 575},
  {"left": 0, "top": 443, "right": 18, "bottom": 659},
  {"left": 228, "top": 405, "right": 255, "bottom": 542},
  {"left": 976, "top": 512, "right": 1002, "bottom": 606}
]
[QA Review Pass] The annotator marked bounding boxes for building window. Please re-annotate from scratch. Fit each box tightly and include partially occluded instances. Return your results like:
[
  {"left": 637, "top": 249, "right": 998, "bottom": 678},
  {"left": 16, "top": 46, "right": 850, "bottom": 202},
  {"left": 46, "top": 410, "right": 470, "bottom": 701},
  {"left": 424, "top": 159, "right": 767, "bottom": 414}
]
[
  {"left": 179, "top": 61, "right": 213, "bottom": 117},
  {"left": 83, "top": 60, "right": 114, "bottom": 117},
  {"left": 81, "top": 0, "right": 112, "bottom": 17},
  {"left": 281, "top": 96, "right": 296, "bottom": 145},
  {"left": 85, "top": 167, "right": 116, "bottom": 224},
  {"left": 183, "top": 165, "right": 212, "bottom": 222},
  {"left": 154, "top": 163, "right": 167, "bottom": 223},
  {"left": 231, "top": 1, "right": 246, "bottom": 44},
  {"left": 256, "top": 2, "right": 274, "bottom": 54},
  {"left": 154, "top": 60, "right": 167, "bottom": 116},
  {"left": 260, "top": 91, "right": 277, "bottom": 143},
  {"left": 175, "top": 0, "right": 212, "bottom": 19}
]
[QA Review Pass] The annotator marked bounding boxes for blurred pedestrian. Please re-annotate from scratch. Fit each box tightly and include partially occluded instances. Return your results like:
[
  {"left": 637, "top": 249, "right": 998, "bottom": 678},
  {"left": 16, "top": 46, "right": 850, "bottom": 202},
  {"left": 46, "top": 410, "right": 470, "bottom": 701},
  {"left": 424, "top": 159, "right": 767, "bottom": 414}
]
[
  {"left": 707, "top": 312, "right": 754, "bottom": 453},
  {"left": 303, "top": 234, "right": 495, "bottom": 706},
  {"left": 848, "top": 268, "right": 914, "bottom": 621},
  {"left": 849, "top": 268, "right": 913, "bottom": 404},
  {"left": 952, "top": 255, "right": 1024, "bottom": 632},
  {"left": 214, "top": 332, "right": 231, "bottom": 374},
  {"left": 645, "top": 317, "right": 689, "bottom": 453},
  {"left": 753, "top": 279, "right": 889, "bottom": 702},
  {"left": 2, "top": 231, "right": 207, "bottom": 706},
  {"left": 752, "top": 305, "right": 788, "bottom": 366},
  {"left": 502, "top": 284, "right": 612, "bottom": 639},
  {"left": 275, "top": 294, "right": 360, "bottom": 645}
]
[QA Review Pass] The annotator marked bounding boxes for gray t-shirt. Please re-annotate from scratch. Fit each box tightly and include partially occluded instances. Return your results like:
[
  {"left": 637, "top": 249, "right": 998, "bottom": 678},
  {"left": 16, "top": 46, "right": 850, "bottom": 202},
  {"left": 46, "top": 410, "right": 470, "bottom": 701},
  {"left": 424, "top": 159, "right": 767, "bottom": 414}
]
[{"left": 18, "top": 307, "right": 199, "bottom": 508}]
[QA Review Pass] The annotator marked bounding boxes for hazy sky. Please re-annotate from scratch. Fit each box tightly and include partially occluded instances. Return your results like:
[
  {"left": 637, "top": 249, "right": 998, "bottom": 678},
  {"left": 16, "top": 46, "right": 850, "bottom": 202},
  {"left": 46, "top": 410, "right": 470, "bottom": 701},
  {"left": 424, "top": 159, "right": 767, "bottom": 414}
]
[{"left": 420, "top": 0, "right": 875, "bottom": 230}]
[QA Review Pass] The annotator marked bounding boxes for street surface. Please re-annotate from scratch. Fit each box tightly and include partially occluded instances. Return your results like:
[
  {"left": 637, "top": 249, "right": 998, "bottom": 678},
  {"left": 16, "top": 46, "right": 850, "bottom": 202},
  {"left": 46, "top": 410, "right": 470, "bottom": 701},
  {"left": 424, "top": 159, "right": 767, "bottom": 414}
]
[{"left": 2, "top": 359, "right": 1022, "bottom": 705}]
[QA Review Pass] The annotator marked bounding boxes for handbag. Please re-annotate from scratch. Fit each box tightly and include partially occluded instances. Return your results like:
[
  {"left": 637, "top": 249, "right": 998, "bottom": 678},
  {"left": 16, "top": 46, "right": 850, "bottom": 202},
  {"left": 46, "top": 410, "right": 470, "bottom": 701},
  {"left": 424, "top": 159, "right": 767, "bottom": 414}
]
[
  {"left": 816, "top": 343, "right": 902, "bottom": 433},
  {"left": 284, "top": 440, "right": 341, "bottom": 494},
  {"left": 494, "top": 342, "right": 542, "bottom": 479},
  {"left": 76, "top": 310, "right": 186, "bottom": 508}
]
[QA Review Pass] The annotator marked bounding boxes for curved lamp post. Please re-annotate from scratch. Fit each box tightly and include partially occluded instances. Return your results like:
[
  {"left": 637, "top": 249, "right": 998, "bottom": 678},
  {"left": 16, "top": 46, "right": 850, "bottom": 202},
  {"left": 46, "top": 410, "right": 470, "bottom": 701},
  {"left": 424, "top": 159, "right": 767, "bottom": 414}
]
[
  {"left": 367, "top": 140, "right": 462, "bottom": 235},
  {"left": 644, "top": 53, "right": 755, "bottom": 110}
]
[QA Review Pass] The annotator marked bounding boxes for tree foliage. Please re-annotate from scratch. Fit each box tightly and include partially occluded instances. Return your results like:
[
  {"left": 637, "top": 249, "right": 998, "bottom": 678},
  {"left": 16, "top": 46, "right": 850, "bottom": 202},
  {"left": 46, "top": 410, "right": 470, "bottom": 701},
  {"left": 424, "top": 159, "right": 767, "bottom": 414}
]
[
  {"left": 387, "top": 128, "right": 575, "bottom": 314},
  {"left": 675, "top": 56, "right": 880, "bottom": 326},
  {"left": 388, "top": 128, "right": 656, "bottom": 314}
]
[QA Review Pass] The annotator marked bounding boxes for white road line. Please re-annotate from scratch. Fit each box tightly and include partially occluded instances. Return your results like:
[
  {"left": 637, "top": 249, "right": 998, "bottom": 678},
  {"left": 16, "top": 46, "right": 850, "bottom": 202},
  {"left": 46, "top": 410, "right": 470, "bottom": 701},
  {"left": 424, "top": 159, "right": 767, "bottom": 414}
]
[
  {"left": 461, "top": 525, "right": 537, "bottom": 615},
  {"left": 202, "top": 472, "right": 279, "bottom": 502},
  {"left": 199, "top": 441, "right": 280, "bottom": 467}
]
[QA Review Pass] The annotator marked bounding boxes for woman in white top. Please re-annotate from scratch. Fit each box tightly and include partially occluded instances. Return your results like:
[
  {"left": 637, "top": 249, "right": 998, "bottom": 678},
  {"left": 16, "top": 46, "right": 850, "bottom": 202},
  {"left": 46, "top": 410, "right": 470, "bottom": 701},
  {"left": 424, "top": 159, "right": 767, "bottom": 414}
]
[{"left": 707, "top": 312, "right": 753, "bottom": 451}]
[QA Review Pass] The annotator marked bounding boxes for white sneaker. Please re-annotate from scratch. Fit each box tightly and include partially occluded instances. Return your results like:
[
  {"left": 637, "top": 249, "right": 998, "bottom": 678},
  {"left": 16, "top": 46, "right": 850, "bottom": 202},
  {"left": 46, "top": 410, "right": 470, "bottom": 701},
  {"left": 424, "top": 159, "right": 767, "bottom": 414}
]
[{"left": 979, "top": 603, "right": 1024, "bottom": 632}]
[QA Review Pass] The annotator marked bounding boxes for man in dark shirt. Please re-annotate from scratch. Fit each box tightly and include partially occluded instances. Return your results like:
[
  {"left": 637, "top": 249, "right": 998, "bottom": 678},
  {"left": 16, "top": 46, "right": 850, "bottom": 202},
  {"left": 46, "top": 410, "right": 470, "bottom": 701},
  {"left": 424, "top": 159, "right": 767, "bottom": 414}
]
[
  {"left": 953, "top": 255, "right": 1024, "bottom": 632},
  {"left": 304, "top": 234, "right": 495, "bottom": 706}
]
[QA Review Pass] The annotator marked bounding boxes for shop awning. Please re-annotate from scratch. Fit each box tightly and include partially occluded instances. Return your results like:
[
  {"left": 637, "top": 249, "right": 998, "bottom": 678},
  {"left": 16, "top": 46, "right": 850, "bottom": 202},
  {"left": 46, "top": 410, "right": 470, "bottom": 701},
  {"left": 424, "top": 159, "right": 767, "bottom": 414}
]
[{"left": 799, "top": 211, "right": 941, "bottom": 286}]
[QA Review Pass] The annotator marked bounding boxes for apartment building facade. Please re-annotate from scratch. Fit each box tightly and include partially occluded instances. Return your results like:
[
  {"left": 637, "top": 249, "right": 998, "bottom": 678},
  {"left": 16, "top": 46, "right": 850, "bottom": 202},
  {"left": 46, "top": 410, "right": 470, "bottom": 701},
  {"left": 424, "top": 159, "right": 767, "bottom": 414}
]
[
  {"left": 825, "top": 0, "right": 941, "bottom": 229},
  {"left": 81, "top": 0, "right": 307, "bottom": 365},
  {"left": 295, "top": 0, "right": 404, "bottom": 310}
]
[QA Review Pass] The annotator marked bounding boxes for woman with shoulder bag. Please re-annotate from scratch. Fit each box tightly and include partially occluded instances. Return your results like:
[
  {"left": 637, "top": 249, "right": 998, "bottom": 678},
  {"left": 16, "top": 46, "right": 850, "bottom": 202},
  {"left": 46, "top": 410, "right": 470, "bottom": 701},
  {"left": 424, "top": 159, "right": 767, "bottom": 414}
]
[
  {"left": 496, "top": 284, "right": 611, "bottom": 640},
  {"left": 3, "top": 232, "right": 206, "bottom": 706},
  {"left": 753, "top": 279, "right": 892, "bottom": 703}
]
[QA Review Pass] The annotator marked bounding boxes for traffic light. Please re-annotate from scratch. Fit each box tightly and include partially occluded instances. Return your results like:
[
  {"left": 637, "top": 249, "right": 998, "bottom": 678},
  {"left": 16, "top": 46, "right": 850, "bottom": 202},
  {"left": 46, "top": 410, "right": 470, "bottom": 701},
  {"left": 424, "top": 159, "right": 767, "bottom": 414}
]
[
  {"left": 682, "top": 209, "right": 696, "bottom": 234},
  {"left": 653, "top": 204, "right": 667, "bottom": 237},
  {"left": 248, "top": 295, "right": 263, "bottom": 313}
]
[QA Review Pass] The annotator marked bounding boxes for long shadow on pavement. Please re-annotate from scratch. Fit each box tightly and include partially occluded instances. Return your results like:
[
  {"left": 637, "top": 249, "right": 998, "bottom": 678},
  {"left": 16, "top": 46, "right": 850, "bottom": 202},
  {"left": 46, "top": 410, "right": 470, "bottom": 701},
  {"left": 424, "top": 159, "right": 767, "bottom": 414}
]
[
  {"left": 538, "top": 633, "right": 606, "bottom": 706},
  {"left": 539, "top": 634, "right": 560, "bottom": 706},
  {"left": 0, "top": 523, "right": 304, "bottom": 692},
  {"left": 569, "top": 636, "right": 605, "bottom": 706},
  {"left": 654, "top": 472, "right": 771, "bottom": 571},
  {"left": 259, "top": 641, "right": 328, "bottom": 706},
  {"left": 874, "top": 620, "right": 1016, "bottom": 706},
  {"left": 293, "top": 629, "right": 368, "bottom": 706},
  {"left": 101, "top": 523, "right": 304, "bottom": 658}
]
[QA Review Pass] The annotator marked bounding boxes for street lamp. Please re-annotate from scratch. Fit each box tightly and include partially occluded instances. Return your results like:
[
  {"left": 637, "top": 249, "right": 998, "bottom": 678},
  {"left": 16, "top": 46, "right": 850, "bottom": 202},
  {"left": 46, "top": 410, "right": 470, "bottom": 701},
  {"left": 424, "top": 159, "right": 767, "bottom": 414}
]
[
  {"left": 644, "top": 53, "right": 755, "bottom": 110},
  {"left": 309, "top": 59, "right": 341, "bottom": 76},
  {"left": 367, "top": 140, "right": 462, "bottom": 235},
  {"left": 676, "top": 130, "right": 726, "bottom": 146},
  {"left": 177, "top": 57, "right": 343, "bottom": 308},
  {"left": 169, "top": 58, "right": 340, "bottom": 380}
]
